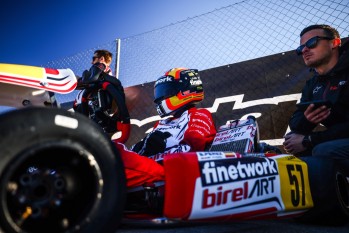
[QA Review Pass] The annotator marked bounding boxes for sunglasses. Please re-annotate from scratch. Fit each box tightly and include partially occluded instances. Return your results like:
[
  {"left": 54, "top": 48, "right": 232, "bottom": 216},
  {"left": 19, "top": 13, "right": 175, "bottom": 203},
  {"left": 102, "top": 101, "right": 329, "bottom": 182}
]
[
  {"left": 92, "top": 56, "right": 100, "bottom": 61},
  {"left": 296, "top": 36, "right": 333, "bottom": 55}
]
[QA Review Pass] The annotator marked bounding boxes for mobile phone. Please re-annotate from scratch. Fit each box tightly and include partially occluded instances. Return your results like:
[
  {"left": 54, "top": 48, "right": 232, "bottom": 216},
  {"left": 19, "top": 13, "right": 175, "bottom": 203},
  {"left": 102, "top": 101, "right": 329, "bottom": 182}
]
[{"left": 296, "top": 100, "right": 332, "bottom": 111}]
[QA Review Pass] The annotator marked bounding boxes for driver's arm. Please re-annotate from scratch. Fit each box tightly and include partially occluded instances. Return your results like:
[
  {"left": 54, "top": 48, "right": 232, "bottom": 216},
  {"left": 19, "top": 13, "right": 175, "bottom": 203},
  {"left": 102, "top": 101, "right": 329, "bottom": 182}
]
[{"left": 183, "top": 108, "right": 216, "bottom": 151}]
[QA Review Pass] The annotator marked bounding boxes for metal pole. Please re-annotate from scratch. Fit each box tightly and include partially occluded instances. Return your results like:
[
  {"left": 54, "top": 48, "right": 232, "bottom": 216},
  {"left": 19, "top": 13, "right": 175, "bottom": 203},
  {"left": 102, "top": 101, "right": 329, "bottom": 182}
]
[{"left": 114, "top": 38, "right": 121, "bottom": 79}]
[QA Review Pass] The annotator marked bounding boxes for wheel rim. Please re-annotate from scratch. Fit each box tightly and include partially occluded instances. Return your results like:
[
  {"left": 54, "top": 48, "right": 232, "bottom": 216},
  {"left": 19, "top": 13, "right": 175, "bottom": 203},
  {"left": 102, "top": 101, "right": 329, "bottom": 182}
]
[{"left": 1, "top": 141, "right": 104, "bottom": 233}]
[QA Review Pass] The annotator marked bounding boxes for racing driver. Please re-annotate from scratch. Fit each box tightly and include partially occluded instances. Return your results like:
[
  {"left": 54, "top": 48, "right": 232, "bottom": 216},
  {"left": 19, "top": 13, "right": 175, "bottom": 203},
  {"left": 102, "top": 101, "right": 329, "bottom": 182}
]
[{"left": 113, "top": 68, "right": 217, "bottom": 188}]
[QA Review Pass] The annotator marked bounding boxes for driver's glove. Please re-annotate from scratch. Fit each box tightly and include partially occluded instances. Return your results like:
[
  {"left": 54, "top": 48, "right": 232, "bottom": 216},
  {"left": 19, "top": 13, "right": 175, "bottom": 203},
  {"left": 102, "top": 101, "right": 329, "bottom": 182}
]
[{"left": 131, "top": 131, "right": 171, "bottom": 156}]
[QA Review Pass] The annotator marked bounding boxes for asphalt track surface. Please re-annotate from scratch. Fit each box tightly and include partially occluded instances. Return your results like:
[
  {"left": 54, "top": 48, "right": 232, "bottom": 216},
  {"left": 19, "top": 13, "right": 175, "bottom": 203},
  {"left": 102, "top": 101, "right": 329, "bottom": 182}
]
[{"left": 118, "top": 219, "right": 349, "bottom": 233}]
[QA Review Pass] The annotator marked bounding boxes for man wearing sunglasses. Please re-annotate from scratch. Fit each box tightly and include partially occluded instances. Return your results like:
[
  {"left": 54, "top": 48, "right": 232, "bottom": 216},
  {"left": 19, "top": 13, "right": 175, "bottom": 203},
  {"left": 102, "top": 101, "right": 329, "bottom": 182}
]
[
  {"left": 74, "top": 49, "right": 131, "bottom": 138},
  {"left": 283, "top": 24, "right": 349, "bottom": 159}
]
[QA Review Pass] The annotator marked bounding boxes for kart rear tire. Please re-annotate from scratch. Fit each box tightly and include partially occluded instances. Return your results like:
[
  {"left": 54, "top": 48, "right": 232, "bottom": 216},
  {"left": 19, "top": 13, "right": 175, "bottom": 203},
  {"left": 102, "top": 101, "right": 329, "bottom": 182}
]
[
  {"left": 296, "top": 157, "right": 349, "bottom": 225},
  {"left": 0, "top": 107, "right": 126, "bottom": 233}
]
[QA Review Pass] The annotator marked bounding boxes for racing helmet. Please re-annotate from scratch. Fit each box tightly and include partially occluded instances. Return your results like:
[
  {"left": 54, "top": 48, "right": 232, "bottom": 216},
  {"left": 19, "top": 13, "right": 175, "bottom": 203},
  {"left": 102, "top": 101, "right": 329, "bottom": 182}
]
[{"left": 154, "top": 68, "right": 204, "bottom": 117}]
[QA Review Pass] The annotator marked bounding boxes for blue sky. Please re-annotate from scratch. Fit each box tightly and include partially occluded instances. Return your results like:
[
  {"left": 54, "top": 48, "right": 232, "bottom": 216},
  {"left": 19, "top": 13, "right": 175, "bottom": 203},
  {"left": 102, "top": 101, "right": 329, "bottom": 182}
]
[{"left": 0, "top": 0, "right": 238, "bottom": 67}]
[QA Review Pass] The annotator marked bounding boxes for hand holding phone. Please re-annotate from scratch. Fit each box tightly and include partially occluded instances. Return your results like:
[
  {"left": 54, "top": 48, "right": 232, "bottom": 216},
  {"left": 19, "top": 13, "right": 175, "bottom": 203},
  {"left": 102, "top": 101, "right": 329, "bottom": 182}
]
[{"left": 296, "top": 100, "right": 332, "bottom": 111}]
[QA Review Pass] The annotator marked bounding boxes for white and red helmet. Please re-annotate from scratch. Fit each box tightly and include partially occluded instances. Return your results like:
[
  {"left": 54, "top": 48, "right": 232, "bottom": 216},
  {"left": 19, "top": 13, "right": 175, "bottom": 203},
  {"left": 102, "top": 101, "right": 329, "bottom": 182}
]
[{"left": 154, "top": 68, "right": 204, "bottom": 117}]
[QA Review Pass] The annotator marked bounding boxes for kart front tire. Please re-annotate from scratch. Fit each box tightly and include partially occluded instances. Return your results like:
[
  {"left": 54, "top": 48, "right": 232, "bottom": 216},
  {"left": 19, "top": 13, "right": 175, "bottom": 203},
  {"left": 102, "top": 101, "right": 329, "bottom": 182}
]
[
  {"left": 0, "top": 107, "right": 126, "bottom": 233},
  {"left": 296, "top": 157, "right": 349, "bottom": 225}
]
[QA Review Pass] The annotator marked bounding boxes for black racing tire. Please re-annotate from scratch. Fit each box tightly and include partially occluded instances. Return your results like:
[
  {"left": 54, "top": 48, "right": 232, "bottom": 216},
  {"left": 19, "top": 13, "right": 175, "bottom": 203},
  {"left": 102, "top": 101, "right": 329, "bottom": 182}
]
[
  {"left": 0, "top": 107, "right": 126, "bottom": 233},
  {"left": 296, "top": 157, "right": 349, "bottom": 225}
]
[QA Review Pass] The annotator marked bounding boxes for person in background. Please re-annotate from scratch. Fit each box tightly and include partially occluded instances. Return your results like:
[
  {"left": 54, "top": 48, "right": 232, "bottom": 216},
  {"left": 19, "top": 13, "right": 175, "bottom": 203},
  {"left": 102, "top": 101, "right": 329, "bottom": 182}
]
[
  {"left": 113, "top": 68, "right": 217, "bottom": 188},
  {"left": 82, "top": 49, "right": 113, "bottom": 80},
  {"left": 283, "top": 24, "right": 349, "bottom": 158},
  {"left": 74, "top": 49, "right": 130, "bottom": 141}
]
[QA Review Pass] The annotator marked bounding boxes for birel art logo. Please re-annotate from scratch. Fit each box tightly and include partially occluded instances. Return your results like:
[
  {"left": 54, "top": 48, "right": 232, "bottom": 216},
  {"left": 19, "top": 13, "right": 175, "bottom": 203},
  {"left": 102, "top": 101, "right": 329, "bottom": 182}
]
[
  {"left": 201, "top": 177, "right": 277, "bottom": 208},
  {"left": 199, "top": 158, "right": 280, "bottom": 209},
  {"left": 200, "top": 157, "right": 278, "bottom": 185}
]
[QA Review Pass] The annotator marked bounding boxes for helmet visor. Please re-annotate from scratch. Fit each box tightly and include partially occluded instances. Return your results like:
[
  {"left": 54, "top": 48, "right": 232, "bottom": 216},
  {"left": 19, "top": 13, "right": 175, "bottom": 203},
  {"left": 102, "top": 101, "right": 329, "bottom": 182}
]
[{"left": 154, "top": 82, "right": 181, "bottom": 103}]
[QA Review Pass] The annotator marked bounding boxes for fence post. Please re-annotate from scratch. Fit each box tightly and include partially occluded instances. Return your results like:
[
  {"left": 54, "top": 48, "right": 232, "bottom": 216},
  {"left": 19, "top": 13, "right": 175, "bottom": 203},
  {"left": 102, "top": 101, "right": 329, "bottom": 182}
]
[{"left": 114, "top": 38, "right": 121, "bottom": 79}]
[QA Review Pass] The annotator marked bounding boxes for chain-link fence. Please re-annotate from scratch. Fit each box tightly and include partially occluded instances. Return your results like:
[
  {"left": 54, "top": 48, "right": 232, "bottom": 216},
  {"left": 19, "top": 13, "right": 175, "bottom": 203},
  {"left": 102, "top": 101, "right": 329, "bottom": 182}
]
[
  {"left": 48, "top": 0, "right": 349, "bottom": 87},
  {"left": 46, "top": 0, "right": 349, "bottom": 148}
]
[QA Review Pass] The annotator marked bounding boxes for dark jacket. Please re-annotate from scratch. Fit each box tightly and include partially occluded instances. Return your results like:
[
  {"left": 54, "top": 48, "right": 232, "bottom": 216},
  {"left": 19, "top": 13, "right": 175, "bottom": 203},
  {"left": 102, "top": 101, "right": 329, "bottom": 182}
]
[
  {"left": 289, "top": 40, "right": 349, "bottom": 146},
  {"left": 81, "top": 62, "right": 130, "bottom": 123}
]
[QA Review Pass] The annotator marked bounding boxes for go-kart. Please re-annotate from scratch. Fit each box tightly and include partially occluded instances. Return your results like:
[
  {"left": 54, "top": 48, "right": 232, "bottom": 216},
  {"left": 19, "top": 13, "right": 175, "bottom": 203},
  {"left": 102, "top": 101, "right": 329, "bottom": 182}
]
[
  {"left": 123, "top": 116, "right": 349, "bottom": 226},
  {"left": 0, "top": 64, "right": 348, "bottom": 233}
]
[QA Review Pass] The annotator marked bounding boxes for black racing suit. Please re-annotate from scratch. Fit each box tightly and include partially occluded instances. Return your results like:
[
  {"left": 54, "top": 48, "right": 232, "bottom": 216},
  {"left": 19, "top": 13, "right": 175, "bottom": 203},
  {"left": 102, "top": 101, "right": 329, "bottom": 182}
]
[
  {"left": 289, "top": 40, "right": 349, "bottom": 146},
  {"left": 80, "top": 62, "right": 130, "bottom": 124}
]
